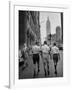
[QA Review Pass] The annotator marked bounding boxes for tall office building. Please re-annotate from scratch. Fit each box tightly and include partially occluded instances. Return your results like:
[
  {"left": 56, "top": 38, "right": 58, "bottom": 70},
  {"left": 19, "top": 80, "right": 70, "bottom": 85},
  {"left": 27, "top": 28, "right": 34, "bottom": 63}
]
[
  {"left": 46, "top": 17, "right": 51, "bottom": 36},
  {"left": 46, "top": 17, "right": 51, "bottom": 45},
  {"left": 56, "top": 26, "right": 62, "bottom": 45}
]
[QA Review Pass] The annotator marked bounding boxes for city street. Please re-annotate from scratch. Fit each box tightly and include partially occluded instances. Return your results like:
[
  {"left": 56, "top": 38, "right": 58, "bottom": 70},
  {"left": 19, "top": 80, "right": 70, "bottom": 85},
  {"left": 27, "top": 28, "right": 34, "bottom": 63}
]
[{"left": 19, "top": 50, "right": 63, "bottom": 79}]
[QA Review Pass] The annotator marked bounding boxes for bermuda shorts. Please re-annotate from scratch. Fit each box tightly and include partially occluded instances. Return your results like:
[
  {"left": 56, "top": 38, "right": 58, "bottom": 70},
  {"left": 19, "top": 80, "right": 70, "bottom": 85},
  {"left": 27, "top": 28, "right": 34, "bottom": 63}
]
[
  {"left": 53, "top": 54, "right": 58, "bottom": 63},
  {"left": 33, "top": 54, "right": 39, "bottom": 64}
]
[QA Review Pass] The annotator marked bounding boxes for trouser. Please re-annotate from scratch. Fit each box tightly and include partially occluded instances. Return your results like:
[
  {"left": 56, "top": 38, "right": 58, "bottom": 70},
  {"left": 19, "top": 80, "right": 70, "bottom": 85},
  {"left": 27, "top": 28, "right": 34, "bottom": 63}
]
[
  {"left": 42, "top": 53, "right": 49, "bottom": 76},
  {"left": 53, "top": 54, "right": 58, "bottom": 65}
]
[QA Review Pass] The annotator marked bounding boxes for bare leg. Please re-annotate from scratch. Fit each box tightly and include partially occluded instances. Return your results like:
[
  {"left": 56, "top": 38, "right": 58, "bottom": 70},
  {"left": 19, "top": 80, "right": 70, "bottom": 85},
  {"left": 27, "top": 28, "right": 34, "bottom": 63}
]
[
  {"left": 47, "top": 61, "right": 50, "bottom": 75},
  {"left": 54, "top": 61, "right": 57, "bottom": 75},
  {"left": 44, "top": 60, "right": 47, "bottom": 77},
  {"left": 44, "top": 62, "right": 46, "bottom": 77},
  {"left": 33, "top": 64, "right": 36, "bottom": 78}
]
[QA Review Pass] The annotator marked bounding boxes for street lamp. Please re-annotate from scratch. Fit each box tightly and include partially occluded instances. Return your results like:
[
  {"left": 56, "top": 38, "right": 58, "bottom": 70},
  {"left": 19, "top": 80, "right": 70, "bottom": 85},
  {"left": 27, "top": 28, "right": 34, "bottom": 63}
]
[{"left": 48, "top": 33, "right": 51, "bottom": 45}]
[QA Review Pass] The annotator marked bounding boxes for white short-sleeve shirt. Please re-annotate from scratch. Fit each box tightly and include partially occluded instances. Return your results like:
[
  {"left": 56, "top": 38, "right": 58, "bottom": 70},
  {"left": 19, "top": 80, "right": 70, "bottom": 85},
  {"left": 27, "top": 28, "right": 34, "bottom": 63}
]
[
  {"left": 32, "top": 45, "right": 40, "bottom": 54},
  {"left": 51, "top": 46, "right": 59, "bottom": 54},
  {"left": 41, "top": 44, "right": 50, "bottom": 54}
]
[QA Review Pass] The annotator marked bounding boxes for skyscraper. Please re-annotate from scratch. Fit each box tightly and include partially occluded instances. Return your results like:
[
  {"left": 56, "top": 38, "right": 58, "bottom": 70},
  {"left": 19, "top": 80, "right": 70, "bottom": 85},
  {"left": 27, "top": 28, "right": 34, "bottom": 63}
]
[
  {"left": 56, "top": 26, "right": 61, "bottom": 40},
  {"left": 56, "top": 26, "right": 62, "bottom": 46},
  {"left": 46, "top": 17, "right": 51, "bottom": 36},
  {"left": 46, "top": 17, "right": 51, "bottom": 45}
]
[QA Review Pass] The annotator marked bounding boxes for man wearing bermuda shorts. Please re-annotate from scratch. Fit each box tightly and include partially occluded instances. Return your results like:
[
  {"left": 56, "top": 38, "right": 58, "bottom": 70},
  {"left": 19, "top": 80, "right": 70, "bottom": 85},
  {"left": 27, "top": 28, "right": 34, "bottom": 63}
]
[
  {"left": 51, "top": 43, "right": 60, "bottom": 75},
  {"left": 32, "top": 41, "right": 40, "bottom": 78}
]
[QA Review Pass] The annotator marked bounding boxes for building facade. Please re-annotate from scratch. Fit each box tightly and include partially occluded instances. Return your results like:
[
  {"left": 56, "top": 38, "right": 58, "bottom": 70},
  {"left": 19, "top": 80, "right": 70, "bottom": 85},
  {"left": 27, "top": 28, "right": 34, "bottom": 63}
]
[
  {"left": 56, "top": 26, "right": 61, "bottom": 42},
  {"left": 19, "top": 11, "right": 40, "bottom": 49},
  {"left": 56, "top": 26, "right": 62, "bottom": 46}
]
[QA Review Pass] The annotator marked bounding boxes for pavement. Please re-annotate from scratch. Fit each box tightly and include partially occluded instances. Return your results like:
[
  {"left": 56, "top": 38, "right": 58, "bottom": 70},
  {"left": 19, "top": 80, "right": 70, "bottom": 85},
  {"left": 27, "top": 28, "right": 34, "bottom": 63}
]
[{"left": 19, "top": 50, "right": 63, "bottom": 79}]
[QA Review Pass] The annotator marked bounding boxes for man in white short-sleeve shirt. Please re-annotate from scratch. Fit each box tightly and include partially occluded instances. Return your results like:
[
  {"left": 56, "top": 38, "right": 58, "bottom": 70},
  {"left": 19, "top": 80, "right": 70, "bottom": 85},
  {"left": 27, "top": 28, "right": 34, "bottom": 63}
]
[
  {"left": 41, "top": 41, "right": 50, "bottom": 76},
  {"left": 32, "top": 41, "right": 40, "bottom": 78},
  {"left": 51, "top": 43, "right": 60, "bottom": 75}
]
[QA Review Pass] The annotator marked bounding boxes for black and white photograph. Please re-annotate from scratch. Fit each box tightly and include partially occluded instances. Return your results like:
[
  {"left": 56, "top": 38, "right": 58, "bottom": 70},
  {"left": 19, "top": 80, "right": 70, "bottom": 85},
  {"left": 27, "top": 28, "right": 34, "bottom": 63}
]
[{"left": 19, "top": 10, "right": 63, "bottom": 79}]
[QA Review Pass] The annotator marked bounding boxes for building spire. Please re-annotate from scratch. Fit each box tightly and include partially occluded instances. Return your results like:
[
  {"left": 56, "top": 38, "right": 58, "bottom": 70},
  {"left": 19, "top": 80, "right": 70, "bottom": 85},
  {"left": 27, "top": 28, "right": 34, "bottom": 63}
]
[{"left": 46, "top": 16, "right": 51, "bottom": 35}]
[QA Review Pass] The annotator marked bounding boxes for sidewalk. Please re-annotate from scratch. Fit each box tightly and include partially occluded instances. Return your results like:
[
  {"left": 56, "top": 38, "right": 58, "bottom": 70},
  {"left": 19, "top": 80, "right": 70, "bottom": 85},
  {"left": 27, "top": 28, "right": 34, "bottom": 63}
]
[{"left": 19, "top": 50, "right": 63, "bottom": 79}]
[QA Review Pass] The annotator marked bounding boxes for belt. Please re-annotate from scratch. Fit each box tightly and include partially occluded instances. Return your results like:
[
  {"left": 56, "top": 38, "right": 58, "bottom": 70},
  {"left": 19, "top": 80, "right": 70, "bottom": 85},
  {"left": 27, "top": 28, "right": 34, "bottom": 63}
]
[
  {"left": 33, "top": 53, "right": 39, "bottom": 54},
  {"left": 43, "top": 52, "right": 49, "bottom": 54}
]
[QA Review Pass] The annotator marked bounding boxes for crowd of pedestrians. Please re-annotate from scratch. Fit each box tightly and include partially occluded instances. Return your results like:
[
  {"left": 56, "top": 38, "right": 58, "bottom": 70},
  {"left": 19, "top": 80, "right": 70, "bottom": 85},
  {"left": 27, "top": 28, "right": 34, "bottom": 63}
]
[{"left": 19, "top": 41, "right": 60, "bottom": 78}]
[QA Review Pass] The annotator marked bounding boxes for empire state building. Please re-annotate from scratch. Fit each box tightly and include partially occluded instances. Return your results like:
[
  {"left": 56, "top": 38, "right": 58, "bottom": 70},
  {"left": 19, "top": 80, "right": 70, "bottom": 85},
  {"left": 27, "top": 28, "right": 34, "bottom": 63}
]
[{"left": 46, "top": 17, "right": 51, "bottom": 36}]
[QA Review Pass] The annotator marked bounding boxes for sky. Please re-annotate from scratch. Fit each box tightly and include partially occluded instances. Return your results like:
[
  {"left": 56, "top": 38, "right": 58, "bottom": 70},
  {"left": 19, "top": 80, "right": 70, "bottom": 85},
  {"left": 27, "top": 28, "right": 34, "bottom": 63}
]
[{"left": 40, "top": 11, "right": 61, "bottom": 44}]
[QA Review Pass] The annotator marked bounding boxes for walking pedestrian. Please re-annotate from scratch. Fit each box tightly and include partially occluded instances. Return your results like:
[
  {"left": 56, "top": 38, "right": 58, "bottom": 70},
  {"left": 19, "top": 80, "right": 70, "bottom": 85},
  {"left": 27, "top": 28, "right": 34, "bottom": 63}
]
[
  {"left": 51, "top": 43, "right": 60, "bottom": 75},
  {"left": 41, "top": 41, "right": 50, "bottom": 76},
  {"left": 32, "top": 41, "right": 40, "bottom": 78},
  {"left": 22, "top": 43, "right": 28, "bottom": 70}
]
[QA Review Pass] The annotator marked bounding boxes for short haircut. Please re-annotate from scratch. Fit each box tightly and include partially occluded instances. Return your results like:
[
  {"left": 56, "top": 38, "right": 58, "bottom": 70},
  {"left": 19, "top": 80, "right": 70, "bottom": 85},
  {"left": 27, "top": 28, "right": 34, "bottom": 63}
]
[
  {"left": 53, "top": 43, "right": 56, "bottom": 46},
  {"left": 44, "top": 41, "right": 47, "bottom": 44},
  {"left": 35, "top": 41, "right": 38, "bottom": 45}
]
